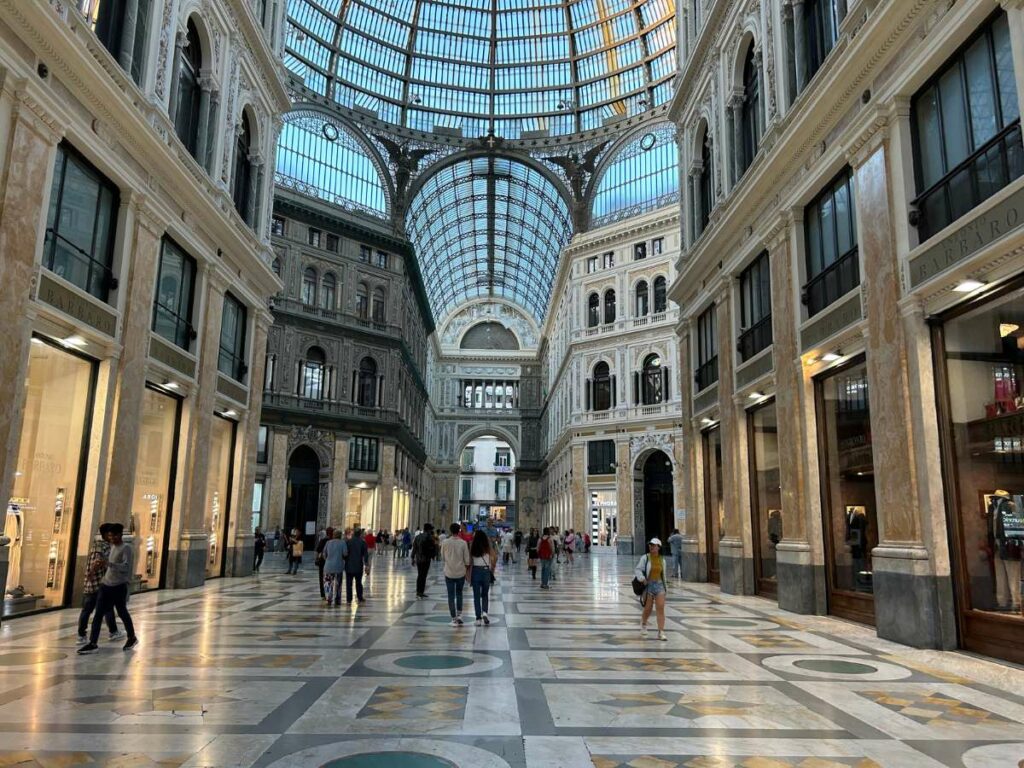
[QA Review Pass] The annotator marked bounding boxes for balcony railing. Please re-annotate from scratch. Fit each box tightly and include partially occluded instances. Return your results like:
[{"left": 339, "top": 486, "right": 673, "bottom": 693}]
[
  {"left": 273, "top": 297, "right": 396, "bottom": 335},
  {"left": 737, "top": 314, "right": 773, "bottom": 362},
  {"left": 911, "top": 120, "right": 1024, "bottom": 242},
  {"left": 263, "top": 391, "right": 397, "bottom": 422},
  {"left": 802, "top": 246, "right": 859, "bottom": 317},
  {"left": 695, "top": 356, "right": 719, "bottom": 392},
  {"left": 493, "top": 464, "right": 513, "bottom": 473}
]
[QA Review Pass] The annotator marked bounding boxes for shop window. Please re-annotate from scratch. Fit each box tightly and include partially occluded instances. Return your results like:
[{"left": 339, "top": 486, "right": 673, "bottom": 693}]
[
  {"left": 587, "top": 439, "right": 616, "bottom": 475},
  {"left": 301, "top": 267, "right": 317, "bottom": 306},
  {"left": 803, "top": 168, "right": 858, "bottom": 317},
  {"left": 641, "top": 354, "right": 667, "bottom": 405},
  {"left": 5, "top": 338, "right": 96, "bottom": 616},
  {"left": 173, "top": 19, "right": 203, "bottom": 158},
  {"left": 695, "top": 304, "right": 718, "bottom": 391},
  {"left": 218, "top": 292, "right": 247, "bottom": 381},
  {"left": 738, "top": 250, "right": 773, "bottom": 361},
  {"left": 634, "top": 242, "right": 647, "bottom": 260},
  {"left": 604, "top": 289, "right": 616, "bottom": 324},
  {"left": 205, "top": 415, "right": 236, "bottom": 578},
  {"left": 635, "top": 281, "right": 649, "bottom": 317},
  {"left": 356, "top": 356, "right": 378, "bottom": 407},
  {"left": 748, "top": 399, "right": 781, "bottom": 597},
  {"left": 936, "top": 284, "right": 1024, "bottom": 663},
  {"left": 349, "top": 436, "right": 379, "bottom": 472},
  {"left": 587, "top": 292, "right": 600, "bottom": 328},
  {"left": 912, "top": 12, "right": 1022, "bottom": 241},
  {"left": 44, "top": 142, "right": 120, "bottom": 302},
  {"left": 308, "top": 228, "right": 322, "bottom": 248},
  {"left": 320, "top": 272, "right": 336, "bottom": 311},
  {"left": 816, "top": 357, "right": 876, "bottom": 623},
  {"left": 152, "top": 237, "right": 197, "bottom": 350},
  {"left": 653, "top": 276, "right": 667, "bottom": 313},
  {"left": 271, "top": 215, "right": 286, "bottom": 236},
  {"left": 256, "top": 425, "right": 268, "bottom": 463}
]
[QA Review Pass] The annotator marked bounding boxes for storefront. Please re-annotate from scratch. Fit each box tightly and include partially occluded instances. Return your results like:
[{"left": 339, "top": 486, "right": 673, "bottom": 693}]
[
  {"left": 4, "top": 337, "right": 96, "bottom": 617},
  {"left": 130, "top": 386, "right": 181, "bottom": 590},
  {"left": 934, "top": 281, "right": 1024, "bottom": 664},
  {"left": 205, "top": 414, "right": 236, "bottom": 579},
  {"left": 589, "top": 488, "right": 617, "bottom": 546},
  {"left": 815, "top": 355, "right": 877, "bottom": 625},
  {"left": 702, "top": 425, "right": 724, "bottom": 583},
  {"left": 748, "top": 399, "right": 781, "bottom": 597},
  {"left": 346, "top": 483, "right": 379, "bottom": 531}
]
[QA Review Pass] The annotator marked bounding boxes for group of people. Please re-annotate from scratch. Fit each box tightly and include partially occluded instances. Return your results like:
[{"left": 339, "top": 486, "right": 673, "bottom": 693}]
[
  {"left": 315, "top": 527, "right": 371, "bottom": 604},
  {"left": 76, "top": 522, "right": 139, "bottom": 655}
]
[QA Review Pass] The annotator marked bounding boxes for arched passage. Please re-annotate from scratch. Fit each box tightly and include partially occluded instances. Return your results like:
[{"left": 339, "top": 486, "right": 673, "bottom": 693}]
[
  {"left": 640, "top": 449, "right": 674, "bottom": 549},
  {"left": 456, "top": 433, "right": 517, "bottom": 531},
  {"left": 285, "top": 445, "right": 321, "bottom": 549}
]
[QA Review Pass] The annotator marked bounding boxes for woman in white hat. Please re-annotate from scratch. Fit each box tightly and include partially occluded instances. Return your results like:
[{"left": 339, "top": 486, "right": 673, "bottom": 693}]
[{"left": 634, "top": 537, "right": 668, "bottom": 640}]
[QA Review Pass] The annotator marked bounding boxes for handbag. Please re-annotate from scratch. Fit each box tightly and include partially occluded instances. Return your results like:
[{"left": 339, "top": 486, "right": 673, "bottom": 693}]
[{"left": 631, "top": 577, "right": 645, "bottom": 596}]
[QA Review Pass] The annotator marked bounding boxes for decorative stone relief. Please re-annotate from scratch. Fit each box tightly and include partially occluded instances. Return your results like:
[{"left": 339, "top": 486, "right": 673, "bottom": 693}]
[
  {"left": 440, "top": 301, "right": 539, "bottom": 349},
  {"left": 287, "top": 425, "right": 335, "bottom": 468},
  {"left": 629, "top": 432, "right": 676, "bottom": 466},
  {"left": 155, "top": 0, "right": 176, "bottom": 99}
]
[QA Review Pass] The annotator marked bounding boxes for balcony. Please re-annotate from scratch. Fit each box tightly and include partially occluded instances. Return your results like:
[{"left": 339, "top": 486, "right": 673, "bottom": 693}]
[
  {"left": 272, "top": 297, "right": 398, "bottom": 337},
  {"left": 912, "top": 120, "right": 1024, "bottom": 242},
  {"left": 572, "top": 309, "right": 677, "bottom": 341},
  {"left": 493, "top": 464, "right": 513, "bottom": 473},
  {"left": 262, "top": 391, "right": 398, "bottom": 423},
  {"left": 801, "top": 247, "right": 859, "bottom": 318},
  {"left": 572, "top": 401, "right": 681, "bottom": 425},
  {"left": 737, "top": 314, "right": 773, "bottom": 363}
]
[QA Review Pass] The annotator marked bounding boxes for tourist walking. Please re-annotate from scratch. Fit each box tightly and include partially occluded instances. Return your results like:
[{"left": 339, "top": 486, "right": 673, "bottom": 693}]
[
  {"left": 514, "top": 529, "right": 523, "bottom": 556},
  {"left": 343, "top": 529, "right": 369, "bottom": 603},
  {"left": 469, "top": 529, "right": 497, "bottom": 625},
  {"left": 413, "top": 523, "right": 438, "bottom": 598},
  {"left": 538, "top": 528, "right": 554, "bottom": 589},
  {"left": 78, "top": 523, "right": 137, "bottom": 654},
  {"left": 667, "top": 528, "right": 684, "bottom": 579},
  {"left": 315, "top": 527, "right": 334, "bottom": 600},
  {"left": 500, "top": 529, "right": 516, "bottom": 565},
  {"left": 565, "top": 529, "right": 576, "bottom": 564},
  {"left": 77, "top": 523, "right": 120, "bottom": 645},
  {"left": 635, "top": 537, "right": 668, "bottom": 641},
  {"left": 526, "top": 528, "right": 539, "bottom": 580},
  {"left": 441, "top": 523, "right": 470, "bottom": 626},
  {"left": 288, "top": 529, "right": 303, "bottom": 574},
  {"left": 323, "top": 530, "right": 345, "bottom": 605},
  {"left": 253, "top": 527, "right": 266, "bottom": 573}
]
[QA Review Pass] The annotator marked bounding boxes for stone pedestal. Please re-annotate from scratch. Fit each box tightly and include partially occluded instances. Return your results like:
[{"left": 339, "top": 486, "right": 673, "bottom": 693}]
[
  {"left": 718, "top": 538, "right": 752, "bottom": 595},
  {"left": 776, "top": 541, "right": 818, "bottom": 614},
  {"left": 227, "top": 533, "right": 255, "bottom": 577},
  {"left": 681, "top": 537, "right": 705, "bottom": 581},
  {"left": 171, "top": 532, "right": 209, "bottom": 589},
  {"left": 872, "top": 545, "right": 951, "bottom": 649}
]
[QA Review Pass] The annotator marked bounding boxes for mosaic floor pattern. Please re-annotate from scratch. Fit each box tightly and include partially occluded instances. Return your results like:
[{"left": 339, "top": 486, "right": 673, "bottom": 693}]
[{"left": 1, "top": 552, "right": 1023, "bottom": 767}]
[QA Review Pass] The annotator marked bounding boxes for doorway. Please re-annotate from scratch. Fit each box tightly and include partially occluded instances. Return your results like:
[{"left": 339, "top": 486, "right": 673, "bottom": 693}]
[
  {"left": 641, "top": 450, "right": 674, "bottom": 548},
  {"left": 285, "top": 446, "right": 321, "bottom": 549}
]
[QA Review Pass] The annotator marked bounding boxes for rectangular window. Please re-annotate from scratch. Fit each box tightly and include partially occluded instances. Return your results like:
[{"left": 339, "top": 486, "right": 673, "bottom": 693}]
[
  {"left": 308, "top": 227, "right": 322, "bottom": 247},
  {"left": 461, "top": 477, "right": 473, "bottom": 500},
  {"left": 325, "top": 233, "right": 339, "bottom": 252},
  {"left": 256, "top": 425, "right": 268, "bottom": 463},
  {"left": 911, "top": 12, "right": 1022, "bottom": 241},
  {"left": 461, "top": 447, "right": 475, "bottom": 468},
  {"left": 376, "top": 250, "right": 389, "bottom": 269},
  {"left": 251, "top": 478, "right": 264, "bottom": 532},
  {"left": 587, "top": 439, "right": 616, "bottom": 474},
  {"left": 652, "top": 237, "right": 664, "bottom": 256},
  {"left": 803, "top": 168, "right": 859, "bottom": 317},
  {"left": 695, "top": 303, "right": 718, "bottom": 391},
  {"left": 152, "top": 237, "right": 196, "bottom": 350},
  {"left": 602, "top": 251, "right": 615, "bottom": 268},
  {"left": 349, "top": 436, "right": 379, "bottom": 472},
  {"left": 271, "top": 215, "right": 286, "bottom": 236},
  {"left": 495, "top": 478, "right": 510, "bottom": 501},
  {"left": 44, "top": 142, "right": 120, "bottom": 301},
  {"left": 738, "top": 250, "right": 773, "bottom": 362},
  {"left": 495, "top": 448, "right": 511, "bottom": 467},
  {"left": 748, "top": 399, "right": 781, "bottom": 597},
  {"left": 359, "top": 244, "right": 372, "bottom": 263},
  {"left": 634, "top": 242, "right": 647, "bottom": 260},
  {"left": 586, "top": 256, "right": 598, "bottom": 273},
  {"left": 805, "top": 0, "right": 839, "bottom": 84},
  {"left": 218, "top": 292, "right": 248, "bottom": 381}
]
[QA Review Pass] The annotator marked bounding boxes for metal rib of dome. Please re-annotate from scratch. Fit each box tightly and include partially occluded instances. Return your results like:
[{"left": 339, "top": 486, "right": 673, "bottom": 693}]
[{"left": 285, "top": 0, "right": 677, "bottom": 139}]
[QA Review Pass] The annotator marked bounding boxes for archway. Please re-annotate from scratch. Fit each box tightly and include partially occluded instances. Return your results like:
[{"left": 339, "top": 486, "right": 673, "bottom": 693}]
[
  {"left": 285, "top": 445, "right": 321, "bottom": 549},
  {"left": 641, "top": 450, "right": 674, "bottom": 549},
  {"left": 456, "top": 434, "right": 517, "bottom": 533}
]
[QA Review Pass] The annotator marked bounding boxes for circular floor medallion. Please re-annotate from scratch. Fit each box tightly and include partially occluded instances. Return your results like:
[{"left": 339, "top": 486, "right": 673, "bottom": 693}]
[
  {"left": 0, "top": 651, "right": 66, "bottom": 666},
  {"left": 793, "top": 659, "right": 877, "bottom": 674},
  {"left": 684, "top": 616, "right": 781, "bottom": 630},
  {"left": 395, "top": 654, "right": 475, "bottom": 670},
  {"left": 268, "top": 738, "right": 512, "bottom": 768},
  {"left": 362, "top": 650, "right": 504, "bottom": 676},
  {"left": 322, "top": 753, "right": 455, "bottom": 768},
  {"left": 761, "top": 654, "right": 912, "bottom": 681},
  {"left": 962, "top": 742, "right": 1024, "bottom": 768}
]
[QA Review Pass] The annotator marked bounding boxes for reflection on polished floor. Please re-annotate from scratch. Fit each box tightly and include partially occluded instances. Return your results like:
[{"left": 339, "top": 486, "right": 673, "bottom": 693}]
[{"left": 0, "top": 552, "right": 1023, "bottom": 767}]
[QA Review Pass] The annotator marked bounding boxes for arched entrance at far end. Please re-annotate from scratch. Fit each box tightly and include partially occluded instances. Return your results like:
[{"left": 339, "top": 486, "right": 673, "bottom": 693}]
[
  {"left": 640, "top": 450, "right": 674, "bottom": 549},
  {"left": 285, "top": 445, "right": 320, "bottom": 549}
]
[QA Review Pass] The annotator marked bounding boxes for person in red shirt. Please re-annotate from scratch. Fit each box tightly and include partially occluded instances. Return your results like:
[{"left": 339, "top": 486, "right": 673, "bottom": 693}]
[
  {"left": 364, "top": 530, "right": 376, "bottom": 580},
  {"left": 459, "top": 523, "right": 473, "bottom": 544}
]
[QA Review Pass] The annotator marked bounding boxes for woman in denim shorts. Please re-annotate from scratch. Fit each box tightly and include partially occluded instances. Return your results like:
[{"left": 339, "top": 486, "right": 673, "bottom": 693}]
[{"left": 634, "top": 537, "right": 668, "bottom": 641}]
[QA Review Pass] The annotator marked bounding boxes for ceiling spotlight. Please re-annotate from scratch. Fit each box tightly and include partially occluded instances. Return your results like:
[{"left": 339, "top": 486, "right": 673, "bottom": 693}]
[
  {"left": 700, "top": 417, "right": 716, "bottom": 426},
  {"left": 748, "top": 391, "right": 764, "bottom": 400},
  {"left": 999, "top": 323, "right": 1020, "bottom": 338},
  {"left": 161, "top": 381, "right": 180, "bottom": 390},
  {"left": 30, "top": 337, "right": 44, "bottom": 345},
  {"left": 220, "top": 409, "right": 237, "bottom": 418},
  {"left": 821, "top": 352, "right": 842, "bottom": 362},
  {"left": 62, "top": 335, "right": 87, "bottom": 348},
  {"left": 954, "top": 279, "right": 986, "bottom": 293}
]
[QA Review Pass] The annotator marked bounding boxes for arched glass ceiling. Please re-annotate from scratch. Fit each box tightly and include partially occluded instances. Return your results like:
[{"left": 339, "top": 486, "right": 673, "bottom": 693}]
[
  {"left": 592, "top": 121, "right": 679, "bottom": 226},
  {"left": 275, "top": 110, "right": 389, "bottom": 217},
  {"left": 285, "top": 0, "right": 677, "bottom": 140},
  {"left": 407, "top": 156, "right": 572, "bottom": 322}
]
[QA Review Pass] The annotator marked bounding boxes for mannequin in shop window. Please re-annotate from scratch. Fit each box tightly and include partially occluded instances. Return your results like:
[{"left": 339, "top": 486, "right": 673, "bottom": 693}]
[
  {"left": 987, "top": 491, "right": 1023, "bottom": 612},
  {"left": 844, "top": 506, "right": 870, "bottom": 591}
]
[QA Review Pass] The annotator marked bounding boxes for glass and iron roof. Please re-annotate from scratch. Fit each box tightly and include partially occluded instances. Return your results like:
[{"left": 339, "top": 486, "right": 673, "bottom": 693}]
[
  {"left": 285, "top": 0, "right": 677, "bottom": 139},
  {"left": 406, "top": 155, "right": 572, "bottom": 322}
]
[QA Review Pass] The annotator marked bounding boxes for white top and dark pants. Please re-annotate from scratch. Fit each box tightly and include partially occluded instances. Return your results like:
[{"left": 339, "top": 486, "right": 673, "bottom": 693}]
[{"left": 88, "top": 542, "right": 136, "bottom": 647}]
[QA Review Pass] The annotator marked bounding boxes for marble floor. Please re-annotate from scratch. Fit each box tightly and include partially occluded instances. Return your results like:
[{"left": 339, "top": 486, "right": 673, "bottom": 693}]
[{"left": 1, "top": 552, "right": 1023, "bottom": 767}]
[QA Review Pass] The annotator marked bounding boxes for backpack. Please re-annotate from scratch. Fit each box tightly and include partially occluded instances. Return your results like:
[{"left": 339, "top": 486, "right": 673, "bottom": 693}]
[{"left": 538, "top": 538, "right": 553, "bottom": 560}]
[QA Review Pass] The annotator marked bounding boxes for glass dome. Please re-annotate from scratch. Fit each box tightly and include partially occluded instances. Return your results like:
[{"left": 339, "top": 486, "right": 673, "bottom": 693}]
[{"left": 285, "top": 0, "right": 677, "bottom": 139}]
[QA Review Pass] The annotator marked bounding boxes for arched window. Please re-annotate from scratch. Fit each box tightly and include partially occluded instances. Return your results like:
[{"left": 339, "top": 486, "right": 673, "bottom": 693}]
[
  {"left": 592, "top": 361, "right": 612, "bottom": 411},
  {"left": 356, "top": 283, "right": 368, "bottom": 318},
  {"left": 603, "top": 289, "right": 616, "bottom": 324},
  {"left": 357, "top": 356, "right": 378, "bottom": 407},
  {"left": 642, "top": 354, "right": 665, "bottom": 405},
  {"left": 232, "top": 111, "right": 253, "bottom": 222},
  {"left": 591, "top": 123, "right": 680, "bottom": 226},
  {"left": 653, "top": 276, "right": 667, "bottom": 313},
  {"left": 301, "top": 267, "right": 317, "bottom": 306},
  {"left": 174, "top": 19, "right": 202, "bottom": 157},
  {"left": 700, "top": 129, "right": 713, "bottom": 234},
  {"left": 301, "top": 346, "right": 325, "bottom": 400},
  {"left": 372, "top": 287, "right": 386, "bottom": 322},
  {"left": 271, "top": 257, "right": 281, "bottom": 277},
  {"left": 320, "top": 272, "right": 336, "bottom": 310},
  {"left": 738, "top": 44, "right": 761, "bottom": 177},
  {"left": 587, "top": 292, "right": 600, "bottom": 328},
  {"left": 635, "top": 280, "right": 649, "bottom": 317}
]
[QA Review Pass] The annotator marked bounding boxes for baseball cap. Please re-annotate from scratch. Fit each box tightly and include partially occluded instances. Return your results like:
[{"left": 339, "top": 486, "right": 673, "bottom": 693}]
[{"left": 648, "top": 537, "right": 662, "bottom": 546}]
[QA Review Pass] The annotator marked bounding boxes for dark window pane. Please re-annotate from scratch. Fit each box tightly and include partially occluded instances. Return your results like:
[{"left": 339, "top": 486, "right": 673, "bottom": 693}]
[
  {"left": 965, "top": 35, "right": 998, "bottom": 145},
  {"left": 939, "top": 66, "right": 970, "bottom": 169}
]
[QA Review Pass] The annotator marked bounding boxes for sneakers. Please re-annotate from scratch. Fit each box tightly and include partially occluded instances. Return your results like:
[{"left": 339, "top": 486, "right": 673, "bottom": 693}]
[
  {"left": 657, "top": 632, "right": 668, "bottom": 642},
  {"left": 108, "top": 630, "right": 126, "bottom": 641},
  {"left": 482, "top": 613, "right": 490, "bottom": 626},
  {"left": 455, "top": 616, "right": 464, "bottom": 626},
  {"left": 640, "top": 624, "right": 648, "bottom": 638},
  {"left": 76, "top": 634, "right": 88, "bottom": 646},
  {"left": 77, "top": 643, "right": 99, "bottom": 655},
  {"left": 474, "top": 618, "right": 482, "bottom": 626},
  {"left": 450, "top": 618, "right": 460, "bottom": 627},
  {"left": 123, "top": 636, "right": 139, "bottom": 651},
  {"left": 539, "top": 585, "right": 550, "bottom": 590}
]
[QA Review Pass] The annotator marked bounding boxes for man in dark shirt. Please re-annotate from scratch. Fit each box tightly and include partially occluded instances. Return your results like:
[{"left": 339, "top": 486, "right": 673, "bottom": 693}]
[
  {"left": 413, "top": 523, "right": 438, "bottom": 598},
  {"left": 343, "top": 529, "right": 369, "bottom": 603}
]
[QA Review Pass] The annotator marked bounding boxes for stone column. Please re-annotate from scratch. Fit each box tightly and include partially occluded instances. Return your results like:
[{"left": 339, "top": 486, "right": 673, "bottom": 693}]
[
  {"left": 246, "top": 158, "right": 262, "bottom": 227},
  {"left": 614, "top": 439, "right": 633, "bottom": 554},
  {"left": 850, "top": 126, "right": 944, "bottom": 648},
  {"left": 172, "top": 271, "right": 226, "bottom": 588},
  {"left": 101, "top": 199, "right": 166, "bottom": 529},
  {"left": 754, "top": 48, "right": 766, "bottom": 140},
  {"left": 730, "top": 94, "right": 744, "bottom": 185},
  {"left": 690, "top": 169, "right": 702, "bottom": 241},
  {"left": 227, "top": 312, "right": 271, "bottom": 576},
  {"left": 0, "top": 91, "right": 62, "bottom": 517},
  {"left": 767, "top": 217, "right": 817, "bottom": 613},
  {"left": 268, "top": 430, "right": 289, "bottom": 530},
  {"left": 377, "top": 442, "right": 396, "bottom": 531},
  {"left": 676, "top": 323, "right": 701, "bottom": 579},
  {"left": 331, "top": 433, "right": 350, "bottom": 527},
  {"left": 118, "top": 0, "right": 140, "bottom": 74},
  {"left": 715, "top": 290, "right": 748, "bottom": 594},
  {"left": 195, "top": 73, "right": 214, "bottom": 168},
  {"left": 792, "top": 0, "right": 808, "bottom": 93},
  {"left": 570, "top": 443, "right": 587, "bottom": 534}
]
